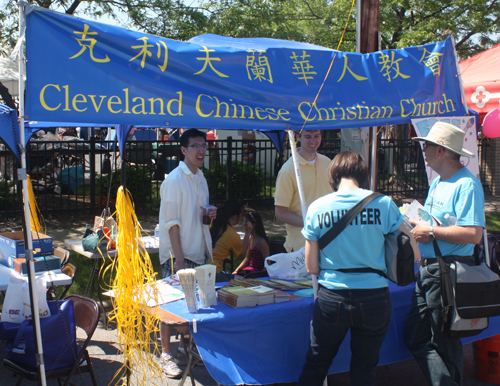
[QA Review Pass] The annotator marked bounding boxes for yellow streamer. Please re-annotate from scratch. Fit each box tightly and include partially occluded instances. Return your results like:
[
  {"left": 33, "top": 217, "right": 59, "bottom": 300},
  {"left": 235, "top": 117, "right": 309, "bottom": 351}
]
[
  {"left": 105, "top": 187, "right": 163, "bottom": 385},
  {"left": 26, "top": 175, "right": 45, "bottom": 234}
]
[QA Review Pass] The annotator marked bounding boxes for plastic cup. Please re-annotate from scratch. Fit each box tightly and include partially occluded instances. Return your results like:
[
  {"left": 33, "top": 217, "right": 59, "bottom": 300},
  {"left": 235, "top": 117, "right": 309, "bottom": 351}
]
[{"left": 202, "top": 205, "right": 216, "bottom": 225}]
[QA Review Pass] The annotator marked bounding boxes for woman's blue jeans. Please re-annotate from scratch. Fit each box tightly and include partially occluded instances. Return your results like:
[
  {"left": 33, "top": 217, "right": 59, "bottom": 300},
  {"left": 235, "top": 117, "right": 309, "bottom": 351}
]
[{"left": 298, "top": 286, "right": 392, "bottom": 386}]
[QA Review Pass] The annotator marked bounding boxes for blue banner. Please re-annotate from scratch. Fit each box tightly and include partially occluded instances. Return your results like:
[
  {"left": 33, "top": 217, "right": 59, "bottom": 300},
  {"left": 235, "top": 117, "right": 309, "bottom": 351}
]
[{"left": 25, "top": 6, "right": 467, "bottom": 131}]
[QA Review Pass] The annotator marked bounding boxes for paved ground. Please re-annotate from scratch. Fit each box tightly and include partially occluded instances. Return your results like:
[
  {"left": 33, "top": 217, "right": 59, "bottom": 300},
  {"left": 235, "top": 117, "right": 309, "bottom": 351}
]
[{"left": 1, "top": 194, "right": 500, "bottom": 385}]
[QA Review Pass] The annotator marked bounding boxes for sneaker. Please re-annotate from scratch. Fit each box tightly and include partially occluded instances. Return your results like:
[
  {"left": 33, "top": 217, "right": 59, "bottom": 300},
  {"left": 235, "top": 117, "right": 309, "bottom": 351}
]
[{"left": 161, "top": 355, "right": 182, "bottom": 378}]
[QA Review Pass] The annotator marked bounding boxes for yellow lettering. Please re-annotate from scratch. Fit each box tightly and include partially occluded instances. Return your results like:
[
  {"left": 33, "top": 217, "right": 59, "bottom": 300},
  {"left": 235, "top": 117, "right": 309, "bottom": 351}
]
[
  {"left": 422, "top": 102, "right": 433, "bottom": 116},
  {"left": 132, "top": 97, "right": 147, "bottom": 114},
  {"left": 314, "top": 104, "right": 330, "bottom": 121},
  {"left": 214, "top": 97, "right": 230, "bottom": 118},
  {"left": 196, "top": 94, "right": 213, "bottom": 117},
  {"left": 346, "top": 106, "right": 357, "bottom": 120},
  {"left": 167, "top": 92, "right": 183, "bottom": 116},
  {"left": 72, "top": 94, "right": 87, "bottom": 112},
  {"left": 238, "top": 104, "right": 255, "bottom": 119},
  {"left": 357, "top": 103, "right": 370, "bottom": 120},
  {"left": 381, "top": 106, "right": 393, "bottom": 118},
  {"left": 278, "top": 108, "right": 290, "bottom": 121},
  {"left": 412, "top": 99, "right": 422, "bottom": 116},
  {"left": 433, "top": 101, "right": 440, "bottom": 115},
  {"left": 108, "top": 96, "right": 122, "bottom": 113},
  {"left": 255, "top": 107, "right": 268, "bottom": 120},
  {"left": 298, "top": 102, "right": 317, "bottom": 121},
  {"left": 148, "top": 98, "right": 165, "bottom": 115},
  {"left": 63, "top": 85, "right": 70, "bottom": 111},
  {"left": 370, "top": 106, "right": 381, "bottom": 119},
  {"left": 40, "top": 84, "right": 61, "bottom": 111},
  {"left": 89, "top": 95, "right": 106, "bottom": 112},
  {"left": 123, "top": 88, "right": 130, "bottom": 113},
  {"left": 437, "top": 100, "right": 445, "bottom": 114},
  {"left": 442, "top": 93, "right": 456, "bottom": 112},
  {"left": 400, "top": 99, "right": 412, "bottom": 118},
  {"left": 265, "top": 108, "right": 279, "bottom": 121}
]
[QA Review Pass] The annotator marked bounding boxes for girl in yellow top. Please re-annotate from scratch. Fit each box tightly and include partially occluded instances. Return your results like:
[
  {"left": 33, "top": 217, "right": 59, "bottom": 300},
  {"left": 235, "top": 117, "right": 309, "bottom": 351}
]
[{"left": 210, "top": 199, "right": 253, "bottom": 282}]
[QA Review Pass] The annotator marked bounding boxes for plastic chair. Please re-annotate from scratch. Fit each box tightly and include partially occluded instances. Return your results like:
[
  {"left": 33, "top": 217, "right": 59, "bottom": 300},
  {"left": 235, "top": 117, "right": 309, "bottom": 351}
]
[{"left": 3, "top": 294, "right": 100, "bottom": 386}]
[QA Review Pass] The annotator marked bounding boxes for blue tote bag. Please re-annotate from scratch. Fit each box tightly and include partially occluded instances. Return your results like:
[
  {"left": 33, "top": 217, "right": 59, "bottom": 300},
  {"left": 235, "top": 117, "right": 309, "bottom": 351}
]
[{"left": 0, "top": 299, "right": 77, "bottom": 371}]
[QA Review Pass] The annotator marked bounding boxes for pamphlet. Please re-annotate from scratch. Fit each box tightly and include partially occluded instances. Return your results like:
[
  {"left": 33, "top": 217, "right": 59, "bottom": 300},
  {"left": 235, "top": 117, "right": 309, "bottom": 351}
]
[{"left": 402, "top": 200, "right": 442, "bottom": 228}]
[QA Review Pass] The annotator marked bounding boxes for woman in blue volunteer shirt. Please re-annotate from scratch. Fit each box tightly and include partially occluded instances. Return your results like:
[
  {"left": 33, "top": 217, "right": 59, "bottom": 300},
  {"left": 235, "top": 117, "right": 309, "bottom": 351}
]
[{"left": 297, "top": 151, "right": 419, "bottom": 386}]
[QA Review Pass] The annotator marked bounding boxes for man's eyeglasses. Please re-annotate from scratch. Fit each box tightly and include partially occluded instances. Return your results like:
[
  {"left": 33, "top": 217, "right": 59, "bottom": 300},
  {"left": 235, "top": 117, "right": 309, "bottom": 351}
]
[
  {"left": 188, "top": 144, "right": 208, "bottom": 151},
  {"left": 422, "top": 142, "right": 438, "bottom": 150}
]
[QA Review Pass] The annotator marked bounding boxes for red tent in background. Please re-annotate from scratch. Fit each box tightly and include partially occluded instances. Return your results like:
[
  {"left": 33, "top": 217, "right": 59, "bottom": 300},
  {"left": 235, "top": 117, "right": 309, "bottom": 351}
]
[{"left": 460, "top": 44, "right": 500, "bottom": 123}]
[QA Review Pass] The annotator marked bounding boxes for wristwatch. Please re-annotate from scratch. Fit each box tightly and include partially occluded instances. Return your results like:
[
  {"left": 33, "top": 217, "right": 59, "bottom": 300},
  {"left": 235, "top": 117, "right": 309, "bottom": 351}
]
[{"left": 428, "top": 226, "right": 435, "bottom": 242}]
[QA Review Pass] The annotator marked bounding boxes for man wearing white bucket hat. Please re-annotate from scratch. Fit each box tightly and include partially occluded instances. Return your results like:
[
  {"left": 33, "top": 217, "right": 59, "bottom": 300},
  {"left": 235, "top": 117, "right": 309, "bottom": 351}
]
[{"left": 404, "top": 121, "right": 485, "bottom": 386}]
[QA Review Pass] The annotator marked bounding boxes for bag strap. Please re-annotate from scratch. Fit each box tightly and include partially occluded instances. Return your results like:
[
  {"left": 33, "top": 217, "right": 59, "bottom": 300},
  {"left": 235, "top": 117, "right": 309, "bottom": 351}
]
[
  {"left": 336, "top": 267, "right": 388, "bottom": 279},
  {"left": 433, "top": 240, "right": 455, "bottom": 333},
  {"left": 318, "top": 192, "right": 383, "bottom": 250},
  {"left": 5, "top": 320, "right": 30, "bottom": 353}
]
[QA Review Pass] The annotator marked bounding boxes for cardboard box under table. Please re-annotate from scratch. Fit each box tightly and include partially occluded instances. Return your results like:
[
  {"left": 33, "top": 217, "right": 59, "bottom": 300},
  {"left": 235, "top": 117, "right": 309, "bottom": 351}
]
[{"left": 0, "top": 231, "right": 53, "bottom": 267}]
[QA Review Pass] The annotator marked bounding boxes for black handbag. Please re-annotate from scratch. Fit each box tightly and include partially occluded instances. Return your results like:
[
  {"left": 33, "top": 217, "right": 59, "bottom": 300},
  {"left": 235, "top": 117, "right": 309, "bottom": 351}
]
[
  {"left": 318, "top": 192, "right": 415, "bottom": 286},
  {"left": 434, "top": 240, "right": 500, "bottom": 338}
]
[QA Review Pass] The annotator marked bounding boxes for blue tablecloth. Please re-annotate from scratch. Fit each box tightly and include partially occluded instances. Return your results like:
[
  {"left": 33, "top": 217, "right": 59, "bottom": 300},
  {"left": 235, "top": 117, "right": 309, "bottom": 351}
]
[{"left": 161, "top": 281, "right": 500, "bottom": 386}]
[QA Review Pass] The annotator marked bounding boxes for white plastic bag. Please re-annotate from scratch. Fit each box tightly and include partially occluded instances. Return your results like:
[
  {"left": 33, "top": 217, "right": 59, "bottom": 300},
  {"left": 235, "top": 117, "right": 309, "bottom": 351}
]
[
  {"left": 1, "top": 275, "right": 26, "bottom": 323},
  {"left": 23, "top": 274, "right": 51, "bottom": 320},
  {"left": 1, "top": 274, "right": 51, "bottom": 323},
  {"left": 264, "top": 247, "right": 310, "bottom": 280}
]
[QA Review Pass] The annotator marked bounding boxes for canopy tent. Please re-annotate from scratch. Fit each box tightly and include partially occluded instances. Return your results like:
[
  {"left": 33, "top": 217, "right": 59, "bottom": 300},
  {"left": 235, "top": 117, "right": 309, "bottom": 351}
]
[
  {"left": 1, "top": 4, "right": 473, "bottom": 386},
  {"left": 0, "top": 57, "right": 24, "bottom": 97},
  {"left": 0, "top": 103, "right": 21, "bottom": 159},
  {"left": 459, "top": 43, "right": 500, "bottom": 123}
]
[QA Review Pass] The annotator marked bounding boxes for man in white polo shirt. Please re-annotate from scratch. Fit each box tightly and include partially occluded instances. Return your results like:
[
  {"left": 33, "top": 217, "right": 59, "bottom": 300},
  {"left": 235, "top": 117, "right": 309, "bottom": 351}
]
[{"left": 158, "top": 129, "right": 216, "bottom": 378}]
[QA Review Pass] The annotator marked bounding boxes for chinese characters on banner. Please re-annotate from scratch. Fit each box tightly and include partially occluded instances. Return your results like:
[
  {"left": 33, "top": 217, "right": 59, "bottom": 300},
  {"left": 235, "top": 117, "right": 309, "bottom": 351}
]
[{"left": 25, "top": 6, "right": 466, "bottom": 130}]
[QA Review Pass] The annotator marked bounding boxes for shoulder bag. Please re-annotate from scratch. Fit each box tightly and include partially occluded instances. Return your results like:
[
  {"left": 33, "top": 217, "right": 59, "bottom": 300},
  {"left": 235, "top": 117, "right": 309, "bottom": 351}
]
[
  {"left": 434, "top": 240, "right": 500, "bottom": 338},
  {"left": 318, "top": 192, "right": 415, "bottom": 286}
]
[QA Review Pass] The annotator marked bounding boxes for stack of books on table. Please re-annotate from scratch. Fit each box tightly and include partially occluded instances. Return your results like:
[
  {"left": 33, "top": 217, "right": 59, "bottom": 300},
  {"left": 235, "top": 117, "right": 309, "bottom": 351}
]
[
  {"left": 274, "top": 290, "right": 292, "bottom": 303},
  {"left": 218, "top": 284, "right": 292, "bottom": 308},
  {"left": 218, "top": 286, "right": 259, "bottom": 308},
  {"left": 267, "top": 279, "right": 310, "bottom": 290}
]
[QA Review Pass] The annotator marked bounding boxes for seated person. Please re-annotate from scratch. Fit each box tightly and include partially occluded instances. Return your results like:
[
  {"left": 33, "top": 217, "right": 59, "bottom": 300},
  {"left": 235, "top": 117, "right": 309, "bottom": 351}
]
[
  {"left": 233, "top": 212, "right": 270, "bottom": 275},
  {"left": 211, "top": 199, "right": 252, "bottom": 282}
]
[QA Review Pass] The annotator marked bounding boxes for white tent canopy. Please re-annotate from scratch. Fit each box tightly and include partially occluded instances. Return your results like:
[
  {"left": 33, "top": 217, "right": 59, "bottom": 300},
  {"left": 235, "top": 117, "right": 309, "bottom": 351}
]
[{"left": 0, "top": 57, "right": 25, "bottom": 97}]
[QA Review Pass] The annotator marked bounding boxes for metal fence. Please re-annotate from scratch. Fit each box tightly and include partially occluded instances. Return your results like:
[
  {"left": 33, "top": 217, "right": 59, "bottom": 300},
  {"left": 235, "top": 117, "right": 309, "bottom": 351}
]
[{"left": 0, "top": 136, "right": 491, "bottom": 215}]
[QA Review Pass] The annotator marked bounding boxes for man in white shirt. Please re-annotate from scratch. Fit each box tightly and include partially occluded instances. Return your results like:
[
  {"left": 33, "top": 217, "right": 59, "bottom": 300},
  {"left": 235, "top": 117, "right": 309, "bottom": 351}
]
[{"left": 158, "top": 129, "right": 216, "bottom": 377}]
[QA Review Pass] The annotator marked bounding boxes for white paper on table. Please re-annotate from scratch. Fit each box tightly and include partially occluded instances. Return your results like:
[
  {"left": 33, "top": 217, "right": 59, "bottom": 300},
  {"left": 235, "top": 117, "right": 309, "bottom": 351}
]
[
  {"left": 248, "top": 285, "right": 274, "bottom": 293},
  {"left": 102, "top": 276, "right": 185, "bottom": 307}
]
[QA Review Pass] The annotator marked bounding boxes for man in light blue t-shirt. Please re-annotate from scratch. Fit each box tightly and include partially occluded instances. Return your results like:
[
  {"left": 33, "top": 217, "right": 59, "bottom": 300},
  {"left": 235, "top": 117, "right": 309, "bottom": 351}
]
[{"left": 405, "top": 122, "right": 485, "bottom": 386}]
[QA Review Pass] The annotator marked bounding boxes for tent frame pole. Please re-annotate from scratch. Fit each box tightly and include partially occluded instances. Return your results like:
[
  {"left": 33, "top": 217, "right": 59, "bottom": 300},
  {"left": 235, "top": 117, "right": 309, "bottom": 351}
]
[
  {"left": 287, "top": 129, "right": 321, "bottom": 300},
  {"left": 17, "top": 3, "right": 47, "bottom": 386}
]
